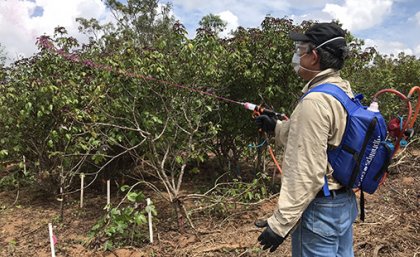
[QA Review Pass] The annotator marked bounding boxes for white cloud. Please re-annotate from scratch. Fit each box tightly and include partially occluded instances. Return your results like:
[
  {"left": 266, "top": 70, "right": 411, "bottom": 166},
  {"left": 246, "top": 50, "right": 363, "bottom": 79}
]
[
  {"left": 323, "top": 0, "right": 393, "bottom": 31},
  {"left": 415, "top": 45, "right": 420, "bottom": 56},
  {"left": 288, "top": 10, "right": 334, "bottom": 25},
  {"left": 0, "top": 0, "right": 37, "bottom": 60},
  {"left": 0, "top": 0, "right": 112, "bottom": 63},
  {"left": 217, "top": 11, "right": 239, "bottom": 38},
  {"left": 364, "top": 38, "right": 416, "bottom": 57}
]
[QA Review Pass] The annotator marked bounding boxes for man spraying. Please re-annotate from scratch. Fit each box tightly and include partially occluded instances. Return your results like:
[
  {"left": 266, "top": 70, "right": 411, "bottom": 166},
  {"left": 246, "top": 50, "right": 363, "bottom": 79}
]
[{"left": 255, "top": 22, "right": 358, "bottom": 256}]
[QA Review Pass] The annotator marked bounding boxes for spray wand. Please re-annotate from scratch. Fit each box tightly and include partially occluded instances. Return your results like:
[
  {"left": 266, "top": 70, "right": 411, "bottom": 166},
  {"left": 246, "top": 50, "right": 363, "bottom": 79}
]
[{"left": 242, "top": 102, "right": 288, "bottom": 121}]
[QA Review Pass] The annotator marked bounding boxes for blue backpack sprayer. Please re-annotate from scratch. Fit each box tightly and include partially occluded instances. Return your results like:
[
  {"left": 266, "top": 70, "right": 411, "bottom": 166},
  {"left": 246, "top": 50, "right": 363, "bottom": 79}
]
[{"left": 245, "top": 86, "right": 419, "bottom": 174}]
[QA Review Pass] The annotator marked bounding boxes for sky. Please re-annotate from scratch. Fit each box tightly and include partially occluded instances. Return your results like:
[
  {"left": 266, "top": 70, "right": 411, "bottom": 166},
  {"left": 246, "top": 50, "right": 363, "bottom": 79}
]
[{"left": 0, "top": 0, "right": 419, "bottom": 64}]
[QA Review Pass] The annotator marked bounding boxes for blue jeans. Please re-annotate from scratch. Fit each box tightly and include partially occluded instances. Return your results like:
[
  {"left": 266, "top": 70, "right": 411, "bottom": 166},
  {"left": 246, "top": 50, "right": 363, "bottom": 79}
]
[{"left": 291, "top": 190, "right": 358, "bottom": 257}]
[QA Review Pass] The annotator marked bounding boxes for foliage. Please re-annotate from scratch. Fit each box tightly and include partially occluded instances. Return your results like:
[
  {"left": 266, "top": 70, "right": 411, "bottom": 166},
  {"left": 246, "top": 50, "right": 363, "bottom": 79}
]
[
  {"left": 88, "top": 186, "right": 156, "bottom": 250},
  {"left": 197, "top": 17, "right": 303, "bottom": 173},
  {"left": 191, "top": 173, "right": 272, "bottom": 217},
  {"left": 217, "top": 174, "right": 271, "bottom": 203},
  {"left": 0, "top": 171, "right": 33, "bottom": 191}
]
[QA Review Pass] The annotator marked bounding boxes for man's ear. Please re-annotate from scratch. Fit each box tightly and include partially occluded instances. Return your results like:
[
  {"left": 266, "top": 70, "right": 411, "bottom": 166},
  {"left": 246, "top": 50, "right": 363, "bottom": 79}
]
[{"left": 310, "top": 49, "right": 320, "bottom": 66}]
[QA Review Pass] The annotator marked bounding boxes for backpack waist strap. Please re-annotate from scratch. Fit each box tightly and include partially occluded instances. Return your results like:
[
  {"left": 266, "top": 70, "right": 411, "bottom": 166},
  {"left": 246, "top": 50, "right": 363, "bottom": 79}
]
[{"left": 315, "top": 187, "right": 348, "bottom": 198}]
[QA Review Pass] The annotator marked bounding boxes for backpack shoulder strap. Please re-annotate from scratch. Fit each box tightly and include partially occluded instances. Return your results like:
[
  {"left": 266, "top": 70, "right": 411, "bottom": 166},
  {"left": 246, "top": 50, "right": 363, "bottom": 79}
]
[
  {"left": 303, "top": 83, "right": 355, "bottom": 113},
  {"left": 304, "top": 83, "right": 354, "bottom": 198}
]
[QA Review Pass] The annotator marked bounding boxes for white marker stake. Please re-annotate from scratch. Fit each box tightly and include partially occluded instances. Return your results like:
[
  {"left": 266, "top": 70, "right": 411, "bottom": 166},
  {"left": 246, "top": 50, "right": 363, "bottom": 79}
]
[
  {"left": 23, "top": 155, "right": 26, "bottom": 174},
  {"left": 80, "top": 173, "right": 85, "bottom": 208},
  {"left": 147, "top": 198, "right": 153, "bottom": 243},
  {"left": 107, "top": 180, "right": 111, "bottom": 207},
  {"left": 48, "top": 223, "right": 56, "bottom": 257}
]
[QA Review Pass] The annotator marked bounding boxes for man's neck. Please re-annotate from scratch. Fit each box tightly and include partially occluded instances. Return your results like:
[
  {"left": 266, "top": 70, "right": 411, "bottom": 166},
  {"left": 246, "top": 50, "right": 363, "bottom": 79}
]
[{"left": 301, "top": 68, "right": 339, "bottom": 93}]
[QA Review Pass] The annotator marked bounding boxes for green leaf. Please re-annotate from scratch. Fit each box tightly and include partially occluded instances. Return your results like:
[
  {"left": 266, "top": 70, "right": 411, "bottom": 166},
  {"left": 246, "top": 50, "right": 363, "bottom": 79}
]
[
  {"left": 127, "top": 192, "right": 138, "bottom": 202},
  {"left": 175, "top": 156, "right": 183, "bottom": 164},
  {"left": 110, "top": 208, "right": 120, "bottom": 216},
  {"left": 134, "top": 212, "right": 147, "bottom": 225},
  {"left": 103, "top": 240, "right": 113, "bottom": 251},
  {"left": 190, "top": 167, "right": 200, "bottom": 174},
  {"left": 91, "top": 223, "right": 101, "bottom": 231},
  {"left": 0, "top": 150, "right": 8, "bottom": 157},
  {"left": 120, "top": 185, "right": 130, "bottom": 192}
]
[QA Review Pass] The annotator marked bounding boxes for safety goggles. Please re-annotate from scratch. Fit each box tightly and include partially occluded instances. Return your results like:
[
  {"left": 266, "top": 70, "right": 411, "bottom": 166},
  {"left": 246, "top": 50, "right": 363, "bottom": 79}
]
[{"left": 294, "top": 42, "right": 311, "bottom": 56}]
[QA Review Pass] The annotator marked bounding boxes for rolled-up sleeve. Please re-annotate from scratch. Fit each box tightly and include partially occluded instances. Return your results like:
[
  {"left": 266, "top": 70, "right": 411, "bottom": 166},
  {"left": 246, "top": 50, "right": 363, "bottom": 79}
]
[{"left": 268, "top": 95, "right": 332, "bottom": 237}]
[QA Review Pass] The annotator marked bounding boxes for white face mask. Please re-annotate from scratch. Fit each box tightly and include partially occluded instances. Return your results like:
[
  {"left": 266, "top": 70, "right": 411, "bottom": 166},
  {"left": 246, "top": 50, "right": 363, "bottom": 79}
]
[
  {"left": 291, "top": 53, "right": 302, "bottom": 73},
  {"left": 291, "top": 53, "right": 320, "bottom": 74}
]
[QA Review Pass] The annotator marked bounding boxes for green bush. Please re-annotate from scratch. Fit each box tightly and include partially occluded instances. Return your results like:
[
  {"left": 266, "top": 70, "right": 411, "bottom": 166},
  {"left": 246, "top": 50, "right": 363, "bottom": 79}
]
[{"left": 88, "top": 186, "right": 156, "bottom": 250}]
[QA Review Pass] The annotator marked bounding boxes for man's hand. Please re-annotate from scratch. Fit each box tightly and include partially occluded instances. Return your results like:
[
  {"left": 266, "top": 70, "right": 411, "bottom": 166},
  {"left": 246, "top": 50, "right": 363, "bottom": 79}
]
[
  {"left": 255, "top": 115, "right": 276, "bottom": 133},
  {"left": 256, "top": 219, "right": 285, "bottom": 252}
]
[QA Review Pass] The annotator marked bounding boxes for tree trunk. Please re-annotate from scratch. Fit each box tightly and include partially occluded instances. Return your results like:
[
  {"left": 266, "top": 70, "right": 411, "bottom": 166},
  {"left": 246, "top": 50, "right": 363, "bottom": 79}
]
[{"left": 173, "top": 199, "right": 185, "bottom": 233}]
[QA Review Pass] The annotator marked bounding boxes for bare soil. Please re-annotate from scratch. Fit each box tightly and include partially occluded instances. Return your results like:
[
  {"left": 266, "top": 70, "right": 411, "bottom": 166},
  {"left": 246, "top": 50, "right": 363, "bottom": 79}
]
[{"left": 1, "top": 150, "right": 419, "bottom": 257}]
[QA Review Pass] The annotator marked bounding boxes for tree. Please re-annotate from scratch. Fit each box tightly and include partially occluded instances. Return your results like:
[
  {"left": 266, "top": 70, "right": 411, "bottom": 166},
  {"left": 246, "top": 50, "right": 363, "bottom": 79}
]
[
  {"left": 102, "top": 0, "right": 175, "bottom": 48},
  {"left": 198, "top": 14, "right": 227, "bottom": 36},
  {"left": 0, "top": 43, "right": 6, "bottom": 67}
]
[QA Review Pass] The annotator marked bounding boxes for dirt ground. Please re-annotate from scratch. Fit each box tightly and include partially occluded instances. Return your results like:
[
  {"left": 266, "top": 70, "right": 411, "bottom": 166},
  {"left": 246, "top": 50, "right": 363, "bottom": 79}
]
[{"left": 0, "top": 149, "right": 419, "bottom": 257}]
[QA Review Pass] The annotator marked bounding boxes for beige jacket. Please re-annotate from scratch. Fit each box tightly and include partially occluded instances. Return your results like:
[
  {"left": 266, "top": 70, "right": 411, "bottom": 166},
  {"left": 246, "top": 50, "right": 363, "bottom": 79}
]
[{"left": 267, "top": 68, "right": 354, "bottom": 237}]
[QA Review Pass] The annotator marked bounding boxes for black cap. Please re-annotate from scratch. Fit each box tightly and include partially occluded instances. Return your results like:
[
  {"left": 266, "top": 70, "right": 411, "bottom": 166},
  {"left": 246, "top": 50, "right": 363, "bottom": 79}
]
[{"left": 289, "top": 23, "right": 347, "bottom": 59}]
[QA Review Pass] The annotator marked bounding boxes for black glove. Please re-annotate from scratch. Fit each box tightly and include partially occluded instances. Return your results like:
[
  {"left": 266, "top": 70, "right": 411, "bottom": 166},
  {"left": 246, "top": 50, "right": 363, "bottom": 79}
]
[
  {"left": 256, "top": 220, "right": 285, "bottom": 252},
  {"left": 255, "top": 115, "right": 276, "bottom": 133}
]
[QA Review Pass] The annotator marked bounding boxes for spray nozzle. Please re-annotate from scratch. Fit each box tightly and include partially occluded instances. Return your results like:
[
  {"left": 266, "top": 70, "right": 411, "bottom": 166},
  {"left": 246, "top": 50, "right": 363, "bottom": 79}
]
[
  {"left": 243, "top": 102, "right": 288, "bottom": 120},
  {"left": 243, "top": 102, "right": 257, "bottom": 111}
]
